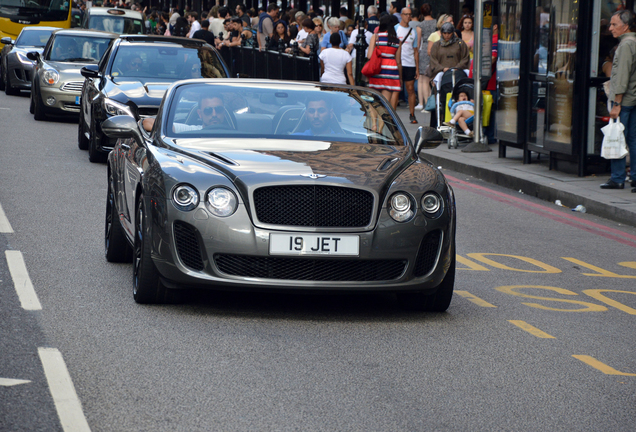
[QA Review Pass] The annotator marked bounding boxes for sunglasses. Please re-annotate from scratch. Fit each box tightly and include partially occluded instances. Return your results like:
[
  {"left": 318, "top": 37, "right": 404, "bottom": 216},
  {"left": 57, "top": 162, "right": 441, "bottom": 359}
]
[
  {"left": 307, "top": 107, "right": 328, "bottom": 115},
  {"left": 202, "top": 106, "right": 223, "bottom": 116}
]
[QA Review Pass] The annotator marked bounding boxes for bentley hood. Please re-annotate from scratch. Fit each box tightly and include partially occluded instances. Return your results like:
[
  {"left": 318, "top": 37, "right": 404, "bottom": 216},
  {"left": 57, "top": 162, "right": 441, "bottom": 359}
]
[{"left": 168, "top": 138, "right": 415, "bottom": 192}]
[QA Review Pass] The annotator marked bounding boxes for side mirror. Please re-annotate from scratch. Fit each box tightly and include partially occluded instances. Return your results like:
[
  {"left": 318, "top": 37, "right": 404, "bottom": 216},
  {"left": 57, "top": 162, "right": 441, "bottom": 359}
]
[
  {"left": 414, "top": 126, "right": 444, "bottom": 153},
  {"left": 101, "top": 115, "right": 142, "bottom": 142},
  {"left": 1, "top": 37, "right": 13, "bottom": 45},
  {"left": 26, "top": 51, "right": 39, "bottom": 61},
  {"left": 80, "top": 65, "right": 99, "bottom": 79}
]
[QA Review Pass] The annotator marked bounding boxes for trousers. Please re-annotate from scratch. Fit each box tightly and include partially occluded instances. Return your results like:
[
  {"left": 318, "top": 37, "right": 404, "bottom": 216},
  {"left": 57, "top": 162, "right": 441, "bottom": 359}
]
[{"left": 610, "top": 104, "right": 636, "bottom": 183}]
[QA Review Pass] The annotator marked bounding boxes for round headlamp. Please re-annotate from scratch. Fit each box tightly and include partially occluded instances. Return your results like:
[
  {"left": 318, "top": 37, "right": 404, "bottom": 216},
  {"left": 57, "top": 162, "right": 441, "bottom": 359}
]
[
  {"left": 389, "top": 192, "right": 414, "bottom": 222},
  {"left": 206, "top": 188, "right": 237, "bottom": 217},
  {"left": 172, "top": 184, "right": 199, "bottom": 211},
  {"left": 421, "top": 192, "right": 443, "bottom": 215},
  {"left": 42, "top": 69, "right": 59, "bottom": 85}
]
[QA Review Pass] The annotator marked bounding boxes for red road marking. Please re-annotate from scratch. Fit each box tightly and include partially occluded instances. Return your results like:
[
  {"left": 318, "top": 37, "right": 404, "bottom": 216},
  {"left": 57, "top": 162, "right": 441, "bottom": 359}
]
[{"left": 446, "top": 175, "right": 636, "bottom": 249}]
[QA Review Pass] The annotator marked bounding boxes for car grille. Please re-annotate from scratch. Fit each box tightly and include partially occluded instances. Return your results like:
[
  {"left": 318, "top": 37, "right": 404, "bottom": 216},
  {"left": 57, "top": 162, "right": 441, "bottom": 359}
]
[
  {"left": 214, "top": 255, "right": 407, "bottom": 281},
  {"left": 173, "top": 221, "right": 205, "bottom": 271},
  {"left": 413, "top": 230, "right": 442, "bottom": 277},
  {"left": 253, "top": 185, "right": 374, "bottom": 228},
  {"left": 60, "top": 81, "right": 84, "bottom": 92}
]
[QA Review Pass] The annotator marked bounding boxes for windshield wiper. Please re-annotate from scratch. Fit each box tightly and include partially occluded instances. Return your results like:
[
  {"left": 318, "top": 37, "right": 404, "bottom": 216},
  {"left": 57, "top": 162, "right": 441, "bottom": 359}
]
[{"left": 63, "top": 57, "right": 95, "bottom": 62}]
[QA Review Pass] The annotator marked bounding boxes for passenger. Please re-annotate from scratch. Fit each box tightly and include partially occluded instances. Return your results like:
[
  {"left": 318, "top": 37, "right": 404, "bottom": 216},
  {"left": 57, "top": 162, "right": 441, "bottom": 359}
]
[{"left": 295, "top": 95, "right": 341, "bottom": 136}]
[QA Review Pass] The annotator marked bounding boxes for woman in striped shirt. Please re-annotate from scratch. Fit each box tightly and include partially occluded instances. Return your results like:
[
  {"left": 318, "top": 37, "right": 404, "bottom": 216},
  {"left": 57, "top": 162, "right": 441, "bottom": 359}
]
[{"left": 367, "top": 15, "right": 402, "bottom": 109}]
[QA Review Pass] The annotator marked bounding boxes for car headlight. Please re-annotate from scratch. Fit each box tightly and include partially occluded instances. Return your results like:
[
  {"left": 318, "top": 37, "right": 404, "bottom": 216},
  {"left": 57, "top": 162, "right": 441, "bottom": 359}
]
[
  {"left": 421, "top": 192, "right": 443, "bottom": 216},
  {"left": 103, "top": 98, "right": 134, "bottom": 117},
  {"left": 206, "top": 188, "right": 237, "bottom": 217},
  {"left": 42, "top": 69, "right": 59, "bottom": 85},
  {"left": 172, "top": 184, "right": 199, "bottom": 211},
  {"left": 17, "top": 52, "right": 33, "bottom": 65},
  {"left": 389, "top": 192, "right": 415, "bottom": 222}
]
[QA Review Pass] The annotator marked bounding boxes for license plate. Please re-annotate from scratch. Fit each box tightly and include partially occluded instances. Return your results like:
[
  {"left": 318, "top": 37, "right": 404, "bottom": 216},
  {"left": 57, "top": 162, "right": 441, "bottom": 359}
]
[
  {"left": 75, "top": 96, "right": 80, "bottom": 105},
  {"left": 269, "top": 234, "right": 359, "bottom": 256}
]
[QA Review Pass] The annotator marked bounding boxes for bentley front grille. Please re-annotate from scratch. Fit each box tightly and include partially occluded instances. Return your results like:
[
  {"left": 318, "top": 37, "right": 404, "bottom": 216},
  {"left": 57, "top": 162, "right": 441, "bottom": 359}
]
[
  {"left": 413, "top": 230, "right": 442, "bottom": 277},
  {"left": 214, "top": 254, "right": 407, "bottom": 281},
  {"left": 174, "top": 221, "right": 205, "bottom": 271},
  {"left": 253, "top": 185, "right": 374, "bottom": 228}
]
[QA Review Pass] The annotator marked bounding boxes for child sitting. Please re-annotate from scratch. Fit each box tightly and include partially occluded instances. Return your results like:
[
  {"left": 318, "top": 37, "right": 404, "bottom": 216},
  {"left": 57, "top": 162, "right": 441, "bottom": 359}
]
[{"left": 445, "top": 91, "right": 475, "bottom": 137}]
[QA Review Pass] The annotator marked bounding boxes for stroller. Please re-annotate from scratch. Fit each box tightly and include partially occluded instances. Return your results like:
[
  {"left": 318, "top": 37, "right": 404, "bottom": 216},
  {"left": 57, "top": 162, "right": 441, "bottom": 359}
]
[{"left": 430, "top": 68, "right": 480, "bottom": 149}]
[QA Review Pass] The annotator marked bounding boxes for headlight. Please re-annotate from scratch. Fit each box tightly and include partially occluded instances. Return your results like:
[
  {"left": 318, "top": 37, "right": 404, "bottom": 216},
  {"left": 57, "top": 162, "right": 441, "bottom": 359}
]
[
  {"left": 172, "top": 184, "right": 199, "bottom": 211},
  {"left": 17, "top": 52, "right": 33, "bottom": 65},
  {"left": 42, "top": 69, "right": 59, "bottom": 85},
  {"left": 103, "top": 98, "right": 134, "bottom": 117},
  {"left": 206, "top": 188, "right": 237, "bottom": 217},
  {"left": 389, "top": 192, "right": 414, "bottom": 222},
  {"left": 421, "top": 192, "right": 443, "bottom": 216}
]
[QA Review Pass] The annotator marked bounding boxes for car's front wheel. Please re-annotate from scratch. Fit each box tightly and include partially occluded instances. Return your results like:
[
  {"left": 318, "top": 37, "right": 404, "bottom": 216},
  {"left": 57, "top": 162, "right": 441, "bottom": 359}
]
[
  {"left": 0, "top": 61, "right": 5, "bottom": 91},
  {"left": 105, "top": 174, "right": 132, "bottom": 263},
  {"left": 33, "top": 83, "right": 47, "bottom": 120},
  {"left": 132, "top": 193, "right": 182, "bottom": 304},
  {"left": 88, "top": 114, "right": 107, "bottom": 163},
  {"left": 397, "top": 248, "right": 456, "bottom": 312},
  {"left": 78, "top": 107, "right": 89, "bottom": 150}
]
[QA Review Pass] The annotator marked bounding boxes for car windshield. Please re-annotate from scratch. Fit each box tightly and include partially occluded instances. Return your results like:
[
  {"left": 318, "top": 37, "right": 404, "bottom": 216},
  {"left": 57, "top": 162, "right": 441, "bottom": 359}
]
[
  {"left": 89, "top": 16, "right": 144, "bottom": 34},
  {"left": 165, "top": 83, "right": 406, "bottom": 146},
  {"left": 110, "top": 45, "right": 226, "bottom": 80},
  {"left": 48, "top": 35, "right": 113, "bottom": 62},
  {"left": 16, "top": 29, "right": 53, "bottom": 47}
]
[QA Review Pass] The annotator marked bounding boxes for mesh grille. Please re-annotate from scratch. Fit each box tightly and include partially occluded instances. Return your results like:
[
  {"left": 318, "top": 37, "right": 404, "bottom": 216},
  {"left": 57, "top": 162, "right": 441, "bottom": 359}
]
[
  {"left": 413, "top": 230, "right": 442, "bottom": 277},
  {"left": 173, "top": 221, "right": 204, "bottom": 271},
  {"left": 253, "top": 185, "right": 374, "bottom": 227},
  {"left": 215, "top": 255, "right": 406, "bottom": 281},
  {"left": 60, "top": 81, "right": 84, "bottom": 92}
]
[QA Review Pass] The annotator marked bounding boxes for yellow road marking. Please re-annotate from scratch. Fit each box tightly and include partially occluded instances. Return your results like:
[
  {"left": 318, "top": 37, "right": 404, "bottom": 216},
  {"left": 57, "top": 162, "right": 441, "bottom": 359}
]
[
  {"left": 562, "top": 257, "right": 636, "bottom": 279},
  {"left": 618, "top": 261, "right": 636, "bottom": 270},
  {"left": 467, "top": 253, "right": 561, "bottom": 273},
  {"left": 572, "top": 355, "right": 636, "bottom": 376},
  {"left": 508, "top": 320, "right": 555, "bottom": 338},
  {"left": 583, "top": 289, "right": 636, "bottom": 315},
  {"left": 495, "top": 285, "right": 607, "bottom": 312},
  {"left": 455, "top": 290, "right": 497, "bottom": 307},
  {"left": 456, "top": 255, "right": 489, "bottom": 271}
]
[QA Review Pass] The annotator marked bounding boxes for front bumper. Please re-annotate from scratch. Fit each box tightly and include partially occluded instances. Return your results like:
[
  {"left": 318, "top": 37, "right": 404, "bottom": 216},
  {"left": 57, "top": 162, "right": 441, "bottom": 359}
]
[
  {"left": 38, "top": 83, "right": 81, "bottom": 114},
  {"left": 149, "top": 198, "right": 455, "bottom": 293},
  {"left": 6, "top": 57, "right": 35, "bottom": 90}
]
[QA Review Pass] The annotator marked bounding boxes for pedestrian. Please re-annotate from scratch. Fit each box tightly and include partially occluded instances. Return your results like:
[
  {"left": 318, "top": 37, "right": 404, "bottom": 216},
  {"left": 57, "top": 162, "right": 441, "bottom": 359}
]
[
  {"left": 267, "top": 20, "right": 291, "bottom": 50},
  {"left": 428, "top": 22, "right": 470, "bottom": 78},
  {"left": 415, "top": 4, "right": 436, "bottom": 112},
  {"left": 320, "top": 17, "right": 348, "bottom": 52},
  {"left": 602, "top": 10, "right": 636, "bottom": 192},
  {"left": 257, "top": 3, "right": 279, "bottom": 50},
  {"left": 456, "top": 15, "right": 475, "bottom": 59},
  {"left": 192, "top": 19, "right": 215, "bottom": 45},
  {"left": 319, "top": 32, "right": 354, "bottom": 85},
  {"left": 367, "top": 15, "right": 402, "bottom": 109},
  {"left": 186, "top": 12, "right": 201, "bottom": 38},
  {"left": 396, "top": 7, "right": 419, "bottom": 123},
  {"left": 366, "top": 6, "right": 379, "bottom": 33}
]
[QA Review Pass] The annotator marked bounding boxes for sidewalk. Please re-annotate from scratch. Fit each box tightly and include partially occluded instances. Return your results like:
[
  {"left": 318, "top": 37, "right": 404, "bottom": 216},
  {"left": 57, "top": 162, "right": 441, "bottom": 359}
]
[{"left": 394, "top": 106, "right": 636, "bottom": 227}]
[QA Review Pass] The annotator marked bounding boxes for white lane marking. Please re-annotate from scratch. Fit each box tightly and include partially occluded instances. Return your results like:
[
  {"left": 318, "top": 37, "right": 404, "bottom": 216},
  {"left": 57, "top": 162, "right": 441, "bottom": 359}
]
[
  {"left": 38, "top": 348, "right": 91, "bottom": 432},
  {"left": 0, "top": 107, "right": 9, "bottom": 110},
  {"left": 5, "top": 250, "right": 42, "bottom": 310},
  {"left": 0, "top": 202, "right": 14, "bottom": 233},
  {"left": 0, "top": 377, "right": 31, "bottom": 386}
]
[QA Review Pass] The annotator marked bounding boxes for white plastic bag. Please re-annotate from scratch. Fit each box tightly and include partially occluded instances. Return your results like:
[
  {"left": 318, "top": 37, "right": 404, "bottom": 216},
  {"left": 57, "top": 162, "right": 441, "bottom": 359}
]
[{"left": 600, "top": 118, "right": 629, "bottom": 159}]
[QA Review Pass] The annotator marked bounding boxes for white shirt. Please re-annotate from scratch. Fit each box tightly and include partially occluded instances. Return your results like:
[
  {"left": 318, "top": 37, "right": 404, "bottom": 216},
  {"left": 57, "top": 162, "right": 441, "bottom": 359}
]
[
  {"left": 395, "top": 23, "right": 417, "bottom": 67},
  {"left": 296, "top": 28, "right": 309, "bottom": 42},
  {"left": 188, "top": 20, "right": 201, "bottom": 38},
  {"left": 348, "top": 28, "right": 372, "bottom": 61},
  {"left": 319, "top": 48, "right": 351, "bottom": 84}
]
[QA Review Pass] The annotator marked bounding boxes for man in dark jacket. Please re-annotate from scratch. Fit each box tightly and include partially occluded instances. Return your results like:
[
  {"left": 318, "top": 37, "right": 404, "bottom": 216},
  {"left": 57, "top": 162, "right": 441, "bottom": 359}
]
[{"left": 192, "top": 19, "right": 215, "bottom": 45}]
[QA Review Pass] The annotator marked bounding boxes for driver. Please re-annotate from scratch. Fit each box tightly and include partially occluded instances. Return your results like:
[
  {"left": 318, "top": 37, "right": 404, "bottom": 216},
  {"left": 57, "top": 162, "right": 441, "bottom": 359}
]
[
  {"left": 54, "top": 38, "right": 78, "bottom": 61},
  {"left": 125, "top": 55, "right": 143, "bottom": 74},
  {"left": 172, "top": 95, "right": 230, "bottom": 132},
  {"left": 295, "top": 95, "right": 341, "bottom": 136}
]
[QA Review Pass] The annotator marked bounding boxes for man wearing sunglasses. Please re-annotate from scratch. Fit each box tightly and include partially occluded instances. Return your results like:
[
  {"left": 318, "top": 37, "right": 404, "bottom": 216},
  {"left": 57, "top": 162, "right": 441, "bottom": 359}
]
[{"left": 171, "top": 95, "right": 231, "bottom": 132}]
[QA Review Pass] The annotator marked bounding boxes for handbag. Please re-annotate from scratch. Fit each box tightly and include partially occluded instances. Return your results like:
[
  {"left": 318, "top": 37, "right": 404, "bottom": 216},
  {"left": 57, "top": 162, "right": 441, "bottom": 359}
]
[
  {"left": 361, "top": 43, "right": 382, "bottom": 77},
  {"left": 424, "top": 94, "right": 436, "bottom": 111},
  {"left": 600, "top": 118, "right": 629, "bottom": 159}
]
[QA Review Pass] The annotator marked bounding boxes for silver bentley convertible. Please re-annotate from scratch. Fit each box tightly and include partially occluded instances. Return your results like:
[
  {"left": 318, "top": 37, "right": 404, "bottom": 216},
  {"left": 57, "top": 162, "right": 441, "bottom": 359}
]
[{"left": 102, "top": 79, "right": 455, "bottom": 311}]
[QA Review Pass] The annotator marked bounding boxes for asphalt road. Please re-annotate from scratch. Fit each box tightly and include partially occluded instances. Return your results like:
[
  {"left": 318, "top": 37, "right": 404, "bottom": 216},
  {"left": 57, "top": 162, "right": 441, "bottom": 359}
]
[{"left": 0, "top": 90, "right": 635, "bottom": 432}]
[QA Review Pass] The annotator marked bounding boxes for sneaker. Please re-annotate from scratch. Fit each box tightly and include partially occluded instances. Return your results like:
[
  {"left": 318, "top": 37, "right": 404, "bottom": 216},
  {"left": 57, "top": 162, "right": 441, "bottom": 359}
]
[
  {"left": 468, "top": 131, "right": 474, "bottom": 137},
  {"left": 414, "top": 104, "right": 423, "bottom": 110},
  {"left": 409, "top": 114, "right": 418, "bottom": 124},
  {"left": 442, "top": 121, "right": 452, "bottom": 126}
]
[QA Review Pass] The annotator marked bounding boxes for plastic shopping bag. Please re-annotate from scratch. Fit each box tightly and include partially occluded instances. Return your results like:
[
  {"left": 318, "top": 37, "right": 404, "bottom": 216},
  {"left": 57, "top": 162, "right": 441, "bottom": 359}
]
[{"left": 600, "top": 118, "right": 629, "bottom": 159}]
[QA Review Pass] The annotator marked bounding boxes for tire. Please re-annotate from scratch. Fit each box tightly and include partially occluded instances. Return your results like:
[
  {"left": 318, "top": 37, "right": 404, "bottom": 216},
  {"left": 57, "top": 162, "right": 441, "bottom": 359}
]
[
  {"left": 88, "top": 115, "right": 107, "bottom": 163},
  {"left": 105, "top": 174, "right": 132, "bottom": 263},
  {"left": 397, "top": 247, "right": 456, "bottom": 312},
  {"left": 29, "top": 89, "right": 34, "bottom": 114},
  {"left": 4, "top": 65, "right": 19, "bottom": 96},
  {"left": 0, "top": 61, "right": 5, "bottom": 91},
  {"left": 78, "top": 107, "right": 89, "bottom": 150},
  {"left": 132, "top": 193, "right": 182, "bottom": 304},
  {"left": 33, "top": 84, "right": 47, "bottom": 121}
]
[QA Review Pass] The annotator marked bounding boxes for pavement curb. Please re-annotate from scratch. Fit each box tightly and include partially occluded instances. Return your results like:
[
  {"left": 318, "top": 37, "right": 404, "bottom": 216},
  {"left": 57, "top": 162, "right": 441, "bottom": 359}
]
[{"left": 420, "top": 150, "right": 636, "bottom": 227}]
